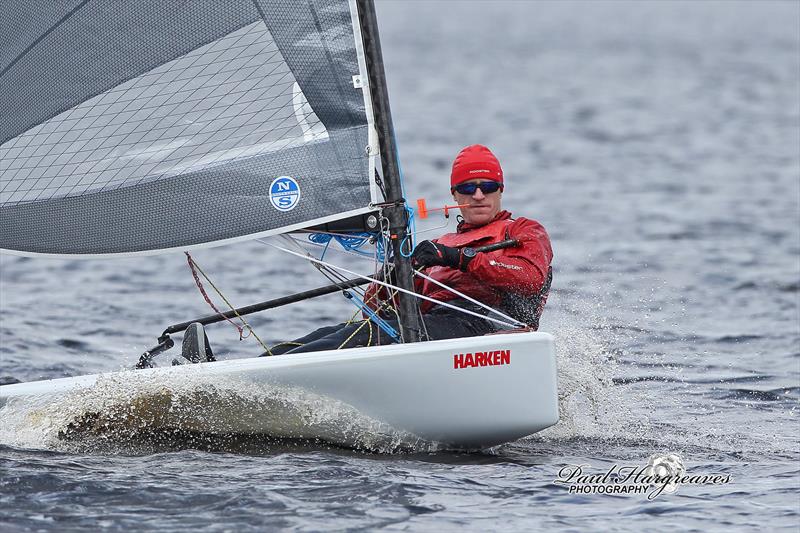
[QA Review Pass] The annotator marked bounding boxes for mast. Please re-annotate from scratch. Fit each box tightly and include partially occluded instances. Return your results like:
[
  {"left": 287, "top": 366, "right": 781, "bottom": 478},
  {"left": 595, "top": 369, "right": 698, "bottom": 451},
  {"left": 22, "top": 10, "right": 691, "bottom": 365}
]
[{"left": 356, "top": 0, "right": 424, "bottom": 343}]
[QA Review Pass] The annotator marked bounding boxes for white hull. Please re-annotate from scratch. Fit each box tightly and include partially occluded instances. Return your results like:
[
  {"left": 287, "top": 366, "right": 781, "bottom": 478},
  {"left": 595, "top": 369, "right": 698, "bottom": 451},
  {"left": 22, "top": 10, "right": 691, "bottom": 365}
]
[{"left": 0, "top": 332, "right": 558, "bottom": 450}]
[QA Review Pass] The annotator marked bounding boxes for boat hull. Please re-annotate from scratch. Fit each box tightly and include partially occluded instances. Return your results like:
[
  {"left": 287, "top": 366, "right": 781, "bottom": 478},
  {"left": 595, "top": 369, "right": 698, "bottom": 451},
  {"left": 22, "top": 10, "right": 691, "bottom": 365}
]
[{"left": 0, "top": 332, "right": 558, "bottom": 450}]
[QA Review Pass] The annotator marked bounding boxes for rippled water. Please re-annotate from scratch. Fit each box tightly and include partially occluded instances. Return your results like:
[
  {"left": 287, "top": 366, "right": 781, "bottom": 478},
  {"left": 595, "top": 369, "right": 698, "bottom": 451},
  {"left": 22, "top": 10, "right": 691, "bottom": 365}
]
[{"left": 1, "top": 1, "right": 799, "bottom": 531}]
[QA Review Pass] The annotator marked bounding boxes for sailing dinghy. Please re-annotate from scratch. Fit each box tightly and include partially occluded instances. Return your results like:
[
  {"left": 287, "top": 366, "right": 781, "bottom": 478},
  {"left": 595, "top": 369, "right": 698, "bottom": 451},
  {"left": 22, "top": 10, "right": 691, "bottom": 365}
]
[{"left": 0, "top": 0, "right": 558, "bottom": 450}]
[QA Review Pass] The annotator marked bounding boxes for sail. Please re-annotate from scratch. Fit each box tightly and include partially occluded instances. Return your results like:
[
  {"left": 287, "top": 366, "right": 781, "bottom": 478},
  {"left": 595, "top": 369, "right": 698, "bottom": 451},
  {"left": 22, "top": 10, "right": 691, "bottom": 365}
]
[{"left": 0, "top": 0, "right": 379, "bottom": 256}]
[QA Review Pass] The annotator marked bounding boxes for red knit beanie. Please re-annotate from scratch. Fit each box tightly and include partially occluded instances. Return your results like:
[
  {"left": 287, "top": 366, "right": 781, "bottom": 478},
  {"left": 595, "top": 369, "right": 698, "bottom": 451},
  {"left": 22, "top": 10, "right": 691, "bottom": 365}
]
[{"left": 450, "top": 144, "right": 503, "bottom": 188}]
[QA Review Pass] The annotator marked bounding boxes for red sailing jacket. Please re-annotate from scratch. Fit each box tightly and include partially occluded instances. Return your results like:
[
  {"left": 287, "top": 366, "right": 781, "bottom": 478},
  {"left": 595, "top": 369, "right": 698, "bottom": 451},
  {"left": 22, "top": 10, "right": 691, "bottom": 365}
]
[{"left": 367, "top": 210, "right": 553, "bottom": 328}]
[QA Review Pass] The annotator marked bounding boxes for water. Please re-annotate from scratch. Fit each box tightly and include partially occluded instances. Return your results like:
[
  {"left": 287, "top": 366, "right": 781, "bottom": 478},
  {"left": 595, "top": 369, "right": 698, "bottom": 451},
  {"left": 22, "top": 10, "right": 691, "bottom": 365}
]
[{"left": 2, "top": 1, "right": 799, "bottom": 530}]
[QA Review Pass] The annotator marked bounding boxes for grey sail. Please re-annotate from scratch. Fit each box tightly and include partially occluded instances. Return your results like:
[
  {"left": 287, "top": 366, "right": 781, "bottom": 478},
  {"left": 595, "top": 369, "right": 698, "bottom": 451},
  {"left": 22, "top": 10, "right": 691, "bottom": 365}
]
[{"left": 0, "top": 0, "right": 378, "bottom": 256}]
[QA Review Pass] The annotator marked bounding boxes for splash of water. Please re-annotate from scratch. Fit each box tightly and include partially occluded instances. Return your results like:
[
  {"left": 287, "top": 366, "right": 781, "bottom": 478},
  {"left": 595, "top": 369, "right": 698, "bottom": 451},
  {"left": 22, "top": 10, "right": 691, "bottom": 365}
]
[
  {"left": 531, "top": 288, "right": 660, "bottom": 448},
  {"left": 0, "top": 370, "right": 441, "bottom": 454},
  {"left": 520, "top": 281, "right": 798, "bottom": 463}
]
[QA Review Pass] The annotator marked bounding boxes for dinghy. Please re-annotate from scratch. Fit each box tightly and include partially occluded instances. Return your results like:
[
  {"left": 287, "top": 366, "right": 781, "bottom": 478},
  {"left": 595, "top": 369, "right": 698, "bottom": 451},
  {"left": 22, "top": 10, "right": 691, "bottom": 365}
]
[
  {"left": 0, "top": 0, "right": 558, "bottom": 450},
  {"left": 0, "top": 333, "right": 557, "bottom": 450}
]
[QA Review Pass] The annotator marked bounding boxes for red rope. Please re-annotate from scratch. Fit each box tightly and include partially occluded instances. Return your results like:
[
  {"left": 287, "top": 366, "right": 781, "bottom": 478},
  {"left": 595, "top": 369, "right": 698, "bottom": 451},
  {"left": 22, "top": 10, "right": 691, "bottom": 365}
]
[{"left": 185, "top": 252, "right": 248, "bottom": 340}]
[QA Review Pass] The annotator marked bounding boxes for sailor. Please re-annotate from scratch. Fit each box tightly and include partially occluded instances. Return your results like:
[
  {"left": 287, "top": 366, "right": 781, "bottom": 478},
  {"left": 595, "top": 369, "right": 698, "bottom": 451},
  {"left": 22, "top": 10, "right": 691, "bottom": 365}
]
[{"left": 266, "top": 144, "right": 553, "bottom": 355}]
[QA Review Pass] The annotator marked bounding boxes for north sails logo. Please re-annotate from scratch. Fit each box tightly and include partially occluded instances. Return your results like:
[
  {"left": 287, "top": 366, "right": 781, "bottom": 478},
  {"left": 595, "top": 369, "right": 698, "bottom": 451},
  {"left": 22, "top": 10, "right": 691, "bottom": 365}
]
[
  {"left": 454, "top": 349, "right": 511, "bottom": 369},
  {"left": 269, "top": 176, "right": 301, "bottom": 212}
]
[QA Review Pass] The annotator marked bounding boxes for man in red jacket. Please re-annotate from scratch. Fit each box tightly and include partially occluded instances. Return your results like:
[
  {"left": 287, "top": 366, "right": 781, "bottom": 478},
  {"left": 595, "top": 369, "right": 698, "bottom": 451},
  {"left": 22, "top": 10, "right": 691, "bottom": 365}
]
[
  {"left": 410, "top": 144, "right": 553, "bottom": 328},
  {"left": 266, "top": 144, "right": 552, "bottom": 355}
]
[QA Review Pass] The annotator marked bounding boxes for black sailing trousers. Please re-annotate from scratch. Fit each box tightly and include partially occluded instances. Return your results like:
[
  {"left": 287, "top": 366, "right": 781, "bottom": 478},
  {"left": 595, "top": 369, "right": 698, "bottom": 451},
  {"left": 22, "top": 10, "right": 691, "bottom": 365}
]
[{"left": 263, "top": 305, "right": 497, "bottom": 355}]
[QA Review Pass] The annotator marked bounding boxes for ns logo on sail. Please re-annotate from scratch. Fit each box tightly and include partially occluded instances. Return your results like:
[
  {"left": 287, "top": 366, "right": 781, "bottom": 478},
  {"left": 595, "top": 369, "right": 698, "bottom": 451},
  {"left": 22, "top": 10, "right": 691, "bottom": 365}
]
[{"left": 269, "top": 176, "right": 301, "bottom": 212}]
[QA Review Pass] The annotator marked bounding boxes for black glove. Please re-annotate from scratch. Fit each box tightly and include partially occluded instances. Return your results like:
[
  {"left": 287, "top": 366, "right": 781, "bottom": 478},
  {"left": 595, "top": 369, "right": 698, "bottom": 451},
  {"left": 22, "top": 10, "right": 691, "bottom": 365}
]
[{"left": 412, "top": 240, "right": 470, "bottom": 270}]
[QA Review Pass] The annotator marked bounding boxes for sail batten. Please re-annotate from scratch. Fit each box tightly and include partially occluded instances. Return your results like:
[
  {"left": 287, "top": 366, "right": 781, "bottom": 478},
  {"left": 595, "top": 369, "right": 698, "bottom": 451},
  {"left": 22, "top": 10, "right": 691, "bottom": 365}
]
[{"left": 0, "top": 0, "right": 379, "bottom": 256}]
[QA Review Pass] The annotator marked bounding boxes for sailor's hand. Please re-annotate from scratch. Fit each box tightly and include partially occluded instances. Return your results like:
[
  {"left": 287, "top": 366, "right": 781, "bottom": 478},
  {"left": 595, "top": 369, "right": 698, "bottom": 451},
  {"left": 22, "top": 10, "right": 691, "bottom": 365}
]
[{"left": 412, "top": 240, "right": 461, "bottom": 270}]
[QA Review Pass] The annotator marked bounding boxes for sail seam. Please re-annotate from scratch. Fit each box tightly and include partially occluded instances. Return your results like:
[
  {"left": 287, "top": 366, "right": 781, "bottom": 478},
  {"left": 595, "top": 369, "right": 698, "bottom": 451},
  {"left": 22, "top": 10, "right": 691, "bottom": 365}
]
[{"left": 0, "top": 0, "right": 91, "bottom": 79}]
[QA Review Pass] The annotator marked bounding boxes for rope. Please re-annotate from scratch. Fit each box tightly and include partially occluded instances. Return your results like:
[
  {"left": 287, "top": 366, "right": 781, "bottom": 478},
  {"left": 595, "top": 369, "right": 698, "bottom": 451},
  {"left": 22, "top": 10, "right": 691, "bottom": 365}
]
[
  {"left": 344, "top": 276, "right": 392, "bottom": 325},
  {"left": 308, "top": 232, "right": 385, "bottom": 261},
  {"left": 343, "top": 291, "right": 400, "bottom": 341},
  {"left": 262, "top": 241, "right": 524, "bottom": 330},
  {"left": 185, "top": 252, "right": 272, "bottom": 355},
  {"left": 266, "top": 341, "right": 303, "bottom": 353},
  {"left": 412, "top": 268, "right": 523, "bottom": 327},
  {"left": 274, "top": 235, "right": 400, "bottom": 341},
  {"left": 338, "top": 319, "right": 373, "bottom": 349},
  {"left": 186, "top": 253, "right": 244, "bottom": 335},
  {"left": 399, "top": 205, "right": 416, "bottom": 258}
]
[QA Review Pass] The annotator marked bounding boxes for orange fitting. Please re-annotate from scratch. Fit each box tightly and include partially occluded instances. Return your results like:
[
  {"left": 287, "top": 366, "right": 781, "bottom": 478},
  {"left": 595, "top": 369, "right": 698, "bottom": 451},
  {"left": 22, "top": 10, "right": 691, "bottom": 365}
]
[
  {"left": 416, "top": 198, "right": 428, "bottom": 219},
  {"left": 414, "top": 200, "right": 472, "bottom": 219}
]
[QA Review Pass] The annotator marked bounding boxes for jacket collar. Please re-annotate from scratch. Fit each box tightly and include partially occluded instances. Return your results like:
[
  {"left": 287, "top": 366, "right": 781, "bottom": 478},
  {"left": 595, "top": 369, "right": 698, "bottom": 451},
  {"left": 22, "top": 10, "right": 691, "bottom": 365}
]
[{"left": 457, "top": 210, "right": 512, "bottom": 233}]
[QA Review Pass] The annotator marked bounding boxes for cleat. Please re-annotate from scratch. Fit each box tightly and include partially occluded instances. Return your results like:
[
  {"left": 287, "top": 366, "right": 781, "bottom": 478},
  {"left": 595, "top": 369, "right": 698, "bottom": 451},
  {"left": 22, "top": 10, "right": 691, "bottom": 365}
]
[{"left": 181, "top": 323, "right": 216, "bottom": 363}]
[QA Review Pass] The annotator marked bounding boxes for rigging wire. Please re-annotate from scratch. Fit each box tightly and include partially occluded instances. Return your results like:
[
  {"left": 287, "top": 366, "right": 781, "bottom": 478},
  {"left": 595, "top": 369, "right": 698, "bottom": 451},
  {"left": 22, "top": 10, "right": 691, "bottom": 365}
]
[
  {"left": 375, "top": 214, "right": 408, "bottom": 339},
  {"left": 262, "top": 240, "right": 524, "bottom": 330},
  {"left": 412, "top": 268, "right": 523, "bottom": 327},
  {"left": 275, "top": 235, "right": 401, "bottom": 341}
]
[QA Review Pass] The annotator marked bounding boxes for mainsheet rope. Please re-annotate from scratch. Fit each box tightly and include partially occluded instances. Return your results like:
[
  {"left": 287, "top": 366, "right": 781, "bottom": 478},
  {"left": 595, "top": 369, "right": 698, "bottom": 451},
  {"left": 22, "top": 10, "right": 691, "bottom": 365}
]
[{"left": 184, "top": 252, "right": 272, "bottom": 355}]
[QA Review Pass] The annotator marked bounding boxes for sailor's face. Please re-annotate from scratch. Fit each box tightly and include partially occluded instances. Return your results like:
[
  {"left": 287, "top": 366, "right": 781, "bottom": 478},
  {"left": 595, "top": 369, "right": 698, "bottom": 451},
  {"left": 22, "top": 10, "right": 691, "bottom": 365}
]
[{"left": 452, "top": 179, "right": 503, "bottom": 226}]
